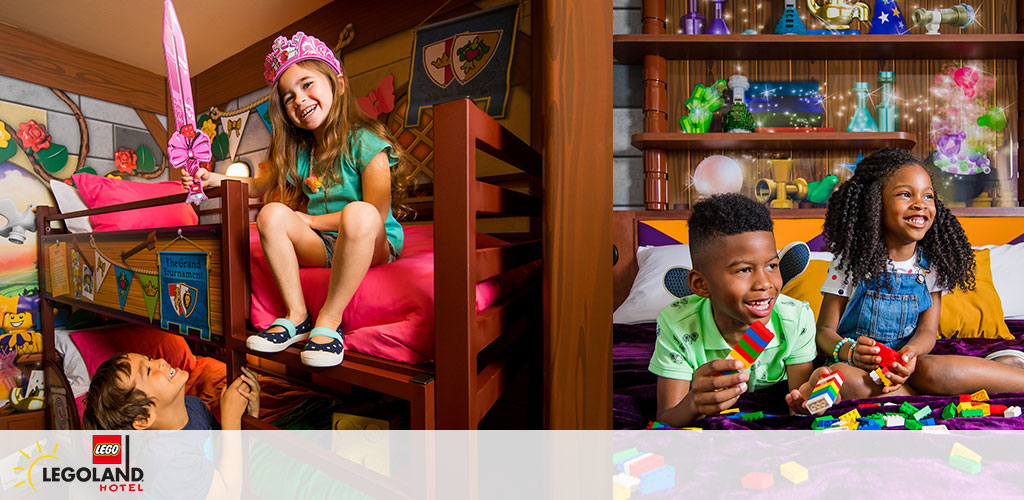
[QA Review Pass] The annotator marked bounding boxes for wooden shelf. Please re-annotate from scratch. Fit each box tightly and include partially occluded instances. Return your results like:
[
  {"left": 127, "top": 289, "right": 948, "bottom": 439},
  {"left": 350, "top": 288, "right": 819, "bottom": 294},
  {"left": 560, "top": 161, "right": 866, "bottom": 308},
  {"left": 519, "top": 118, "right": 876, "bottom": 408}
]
[
  {"left": 631, "top": 131, "right": 917, "bottom": 151},
  {"left": 613, "top": 34, "right": 1024, "bottom": 63}
]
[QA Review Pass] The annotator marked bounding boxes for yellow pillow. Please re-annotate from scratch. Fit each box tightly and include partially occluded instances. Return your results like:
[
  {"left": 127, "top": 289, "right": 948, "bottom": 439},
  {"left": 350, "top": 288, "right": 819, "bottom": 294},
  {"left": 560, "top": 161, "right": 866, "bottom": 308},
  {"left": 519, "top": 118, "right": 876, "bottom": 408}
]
[
  {"left": 781, "top": 259, "right": 831, "bottom": 319},
  {"left": 939, "top": 249, "right": 1012, "bottom": 339}
]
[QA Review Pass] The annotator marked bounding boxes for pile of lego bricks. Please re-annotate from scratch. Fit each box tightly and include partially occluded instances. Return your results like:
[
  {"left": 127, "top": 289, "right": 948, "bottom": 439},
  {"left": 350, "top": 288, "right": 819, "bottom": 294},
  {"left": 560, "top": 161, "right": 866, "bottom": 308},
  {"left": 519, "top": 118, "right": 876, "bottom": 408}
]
[
  {"left": 809, "top": 389, "right": 1021, "bottom": 432},
  {"left": 612, "top": 449, "right": 675, "bottom": 500}
]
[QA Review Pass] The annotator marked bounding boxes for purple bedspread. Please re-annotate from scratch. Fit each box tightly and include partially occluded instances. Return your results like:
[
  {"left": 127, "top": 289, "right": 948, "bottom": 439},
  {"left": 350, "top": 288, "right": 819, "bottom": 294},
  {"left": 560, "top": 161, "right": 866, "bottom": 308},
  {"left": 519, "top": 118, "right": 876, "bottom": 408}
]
[{"left": 614, "top": 320, "right": 1024, "bottom": 430}]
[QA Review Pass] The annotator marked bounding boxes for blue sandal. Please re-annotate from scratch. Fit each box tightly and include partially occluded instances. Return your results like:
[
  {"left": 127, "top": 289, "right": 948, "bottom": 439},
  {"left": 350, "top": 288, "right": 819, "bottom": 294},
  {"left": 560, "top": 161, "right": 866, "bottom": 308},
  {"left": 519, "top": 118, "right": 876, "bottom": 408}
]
[
  {"left": 300, "top": 326, "right": 345, "bottom": 367},
  {"left": 247, "top": 314, "right": 312, "bottom": 353}
]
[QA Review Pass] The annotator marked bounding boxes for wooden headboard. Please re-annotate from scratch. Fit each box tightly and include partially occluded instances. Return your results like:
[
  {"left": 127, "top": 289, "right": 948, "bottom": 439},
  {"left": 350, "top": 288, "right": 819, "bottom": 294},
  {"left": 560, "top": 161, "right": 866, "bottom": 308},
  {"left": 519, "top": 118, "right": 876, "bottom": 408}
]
[{"left": 613, "top": 207, "right": 1024, "bottom": 310}]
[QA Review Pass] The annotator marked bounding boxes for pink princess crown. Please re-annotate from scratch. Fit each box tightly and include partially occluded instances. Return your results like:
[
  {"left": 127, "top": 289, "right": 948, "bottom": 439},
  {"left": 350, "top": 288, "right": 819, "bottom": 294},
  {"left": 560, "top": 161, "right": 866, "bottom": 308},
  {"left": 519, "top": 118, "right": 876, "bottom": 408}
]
[{"left": 264, "top": 31, "right": 342, "bottom": 87}]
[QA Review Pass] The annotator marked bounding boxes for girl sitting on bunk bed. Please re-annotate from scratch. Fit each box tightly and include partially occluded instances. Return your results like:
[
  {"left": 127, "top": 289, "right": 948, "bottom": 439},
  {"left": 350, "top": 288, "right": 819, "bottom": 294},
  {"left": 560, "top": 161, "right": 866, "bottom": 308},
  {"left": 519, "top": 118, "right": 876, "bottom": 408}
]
[{"left": 183, "top": 32, "right": 415, "bottom": 368}]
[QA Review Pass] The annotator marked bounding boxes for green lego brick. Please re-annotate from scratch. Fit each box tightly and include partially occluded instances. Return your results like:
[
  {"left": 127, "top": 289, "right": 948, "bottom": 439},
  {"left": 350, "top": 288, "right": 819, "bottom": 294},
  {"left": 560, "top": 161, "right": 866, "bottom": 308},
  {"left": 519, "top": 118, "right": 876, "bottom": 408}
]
[
  {"left": 949, "top": 454, "right": 981, "bottom": 474},
  {"left": 900, "top": 402, "right": 919, "bottom": 416},
  {"left": 941, "top": 403, "right": 956, "bottom": 420},
  {"left": 741, "top": 411, "right": 765, "bottom": 422},
  {"left": 613, "top": 448, "right": 639, "bottom": 464},
  {"left": 904, "top": 420, "right": 922, "bottom": 430},
  {"left": 962, "top": 408, "right": 984, "bottom": 417}
]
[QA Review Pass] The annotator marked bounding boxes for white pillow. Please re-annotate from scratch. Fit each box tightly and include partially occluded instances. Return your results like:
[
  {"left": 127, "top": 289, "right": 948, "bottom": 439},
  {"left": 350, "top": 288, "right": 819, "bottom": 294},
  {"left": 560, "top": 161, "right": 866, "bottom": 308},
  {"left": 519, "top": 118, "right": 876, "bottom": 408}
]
[
  {"left": 613, "top": 244, "right": 692, "bottom": 324},
  {"left": 54, "top": 328, "right": 90, "bottom": 398},
  {"left": 988, "top": 243, "right": 1024, "bottom": 320},
  {"left": 48, "top": 179, "right": 93, "bottom": 233}
]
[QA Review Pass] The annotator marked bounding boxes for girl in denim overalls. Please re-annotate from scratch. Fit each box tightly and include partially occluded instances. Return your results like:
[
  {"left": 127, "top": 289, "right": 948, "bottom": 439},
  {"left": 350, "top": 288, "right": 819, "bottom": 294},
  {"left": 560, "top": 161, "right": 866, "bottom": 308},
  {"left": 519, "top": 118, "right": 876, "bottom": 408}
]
[{"left": 814, "top": 148, "right": 1024, "bottom": 400}]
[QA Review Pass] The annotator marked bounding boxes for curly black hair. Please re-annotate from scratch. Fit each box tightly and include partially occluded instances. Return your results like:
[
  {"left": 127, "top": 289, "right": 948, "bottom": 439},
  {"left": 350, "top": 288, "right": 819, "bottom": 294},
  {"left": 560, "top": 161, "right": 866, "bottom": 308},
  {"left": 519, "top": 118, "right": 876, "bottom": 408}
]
[
  {"left": 822, "top": 147, "right": 975, "bottom": 292},
  {"left": 689, "top": 193, "right": 774, "bottom": 269}
]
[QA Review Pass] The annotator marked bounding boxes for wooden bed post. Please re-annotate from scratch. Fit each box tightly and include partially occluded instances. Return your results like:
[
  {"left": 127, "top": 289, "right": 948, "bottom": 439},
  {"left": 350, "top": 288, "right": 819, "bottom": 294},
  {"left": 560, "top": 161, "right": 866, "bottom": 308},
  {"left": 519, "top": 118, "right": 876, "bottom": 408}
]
[
  {"left": 37, "top": 205, "right": 57, "bottom": 429},
  {"left": 219, "top": 181, "right": 250, "bottom": 385},
  {"left": 433, "top": 99, "right": 477, "bottom": 429}
]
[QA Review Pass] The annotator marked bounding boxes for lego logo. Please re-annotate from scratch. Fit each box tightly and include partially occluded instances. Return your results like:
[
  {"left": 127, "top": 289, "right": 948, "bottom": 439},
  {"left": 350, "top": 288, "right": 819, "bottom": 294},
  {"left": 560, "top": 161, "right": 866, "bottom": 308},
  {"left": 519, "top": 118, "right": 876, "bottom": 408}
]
[{"left": 94, "top": 444, "right": 120, "bottom": 456}]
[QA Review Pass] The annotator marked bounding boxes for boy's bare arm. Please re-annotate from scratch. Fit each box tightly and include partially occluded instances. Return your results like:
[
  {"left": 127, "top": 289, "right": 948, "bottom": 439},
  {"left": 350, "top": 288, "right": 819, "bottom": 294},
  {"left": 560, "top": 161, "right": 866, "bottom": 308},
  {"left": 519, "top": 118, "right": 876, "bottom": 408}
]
[{"left": 656, "top": 359, "right": 747, "bottom": 427}]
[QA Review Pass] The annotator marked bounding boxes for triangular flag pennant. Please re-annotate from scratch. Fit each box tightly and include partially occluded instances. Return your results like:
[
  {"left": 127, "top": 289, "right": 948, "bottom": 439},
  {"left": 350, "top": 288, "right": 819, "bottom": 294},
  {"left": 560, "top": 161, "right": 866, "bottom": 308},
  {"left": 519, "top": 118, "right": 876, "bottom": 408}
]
[
  {"left": 138, "top": 273, "right": 160, "bottom": 323},
  {"left": 94, "top": 253, "right": 112, "bottom": 294},
  {"left": 869, "top": 0, "right": 909, "bottom": 34},
  {"left": 255, "top": 101, "right": 272, "bottom": 132},
  {"left": 114, "top": 266, "right": 134, "bottom": 311},
  {"left": 219, "top": 112, "right": 249, "bottom": 160}
]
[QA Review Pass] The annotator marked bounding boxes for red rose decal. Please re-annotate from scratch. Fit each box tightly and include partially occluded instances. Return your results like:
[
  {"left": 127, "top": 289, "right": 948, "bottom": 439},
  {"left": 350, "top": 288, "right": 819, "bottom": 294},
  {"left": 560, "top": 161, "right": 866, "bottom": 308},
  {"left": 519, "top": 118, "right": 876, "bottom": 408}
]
[
  {"left": 17, "top": 120, "right": 51, "bottom": 153},
  {"left": 114, "top": 148, "right": 138, "bottom": 173}
]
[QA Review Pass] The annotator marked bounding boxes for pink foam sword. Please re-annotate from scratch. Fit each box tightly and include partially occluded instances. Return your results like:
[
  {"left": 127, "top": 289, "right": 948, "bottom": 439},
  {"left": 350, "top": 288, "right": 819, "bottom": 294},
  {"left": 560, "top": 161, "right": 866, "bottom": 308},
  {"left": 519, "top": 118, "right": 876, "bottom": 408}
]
[{"left": 163, "top": 0, "right": 210, "bottom": 205}]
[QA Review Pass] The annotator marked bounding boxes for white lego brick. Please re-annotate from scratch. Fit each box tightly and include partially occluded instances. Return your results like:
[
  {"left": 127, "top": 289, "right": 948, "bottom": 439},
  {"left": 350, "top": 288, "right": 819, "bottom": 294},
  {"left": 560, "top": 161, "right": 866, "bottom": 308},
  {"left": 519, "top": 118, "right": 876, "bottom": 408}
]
[{"left": 1004, "top": 406, "right": 1021, "bottom": 418}]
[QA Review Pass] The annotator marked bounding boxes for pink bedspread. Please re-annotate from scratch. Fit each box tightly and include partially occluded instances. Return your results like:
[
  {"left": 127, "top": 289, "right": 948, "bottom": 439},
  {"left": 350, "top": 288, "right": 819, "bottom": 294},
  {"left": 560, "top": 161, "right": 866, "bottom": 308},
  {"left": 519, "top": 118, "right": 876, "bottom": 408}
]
[{"left": 249, "top": 224, "right": 539, "bottom": 364}]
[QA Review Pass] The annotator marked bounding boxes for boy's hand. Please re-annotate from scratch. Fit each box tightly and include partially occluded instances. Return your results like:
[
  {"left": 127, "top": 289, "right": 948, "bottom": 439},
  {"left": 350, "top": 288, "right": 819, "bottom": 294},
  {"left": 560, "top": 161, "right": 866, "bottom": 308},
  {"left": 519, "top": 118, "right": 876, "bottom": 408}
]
[
  {"left": 220, "top": 376, "right": 249, "bottom": 425},
  {"left": 239, "top": 366, "right": 261, "bottom": 418},
  {"left": 690, "top": 359, "right": 748, "bottom": 416},
  {"left": 851, "top": 336, "right": 881, "bottom": 370},
  {"left": 785, "top": 366, "right": 839, "bottom": 415},
  {"left": 881, "top": 347, "right": 917, "bottom": 394}
]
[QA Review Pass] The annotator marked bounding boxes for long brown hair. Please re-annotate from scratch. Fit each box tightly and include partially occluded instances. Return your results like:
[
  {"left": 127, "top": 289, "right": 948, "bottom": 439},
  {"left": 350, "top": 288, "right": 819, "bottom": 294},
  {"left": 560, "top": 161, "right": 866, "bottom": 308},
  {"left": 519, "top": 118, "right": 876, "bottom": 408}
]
[{"left": 262, "top": 59, "right": 415, "bottom": 220}]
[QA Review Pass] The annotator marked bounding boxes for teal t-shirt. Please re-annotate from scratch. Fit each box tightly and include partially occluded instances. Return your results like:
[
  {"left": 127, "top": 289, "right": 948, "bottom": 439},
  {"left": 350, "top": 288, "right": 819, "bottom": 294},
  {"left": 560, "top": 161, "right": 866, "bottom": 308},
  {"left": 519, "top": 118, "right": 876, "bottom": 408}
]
[
  {"left": 294, "top": 128, "right": 404, "bottom": 255},
  {"left": 648, "top": 294, "right": 817, "bottom": 391}
]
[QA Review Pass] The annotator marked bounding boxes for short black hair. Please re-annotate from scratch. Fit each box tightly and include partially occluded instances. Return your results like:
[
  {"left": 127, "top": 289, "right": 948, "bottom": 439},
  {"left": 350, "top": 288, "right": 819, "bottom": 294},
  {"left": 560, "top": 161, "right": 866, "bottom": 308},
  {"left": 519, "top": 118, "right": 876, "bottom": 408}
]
[
  {"left": 82, "top": 353, "right": 155, "bottom": 430},
  {"left": 823, "top": 147, "right": 975, "bottom": 292},
  {"left": 689, "top": 193, "right": 774, "bottom": 269}
]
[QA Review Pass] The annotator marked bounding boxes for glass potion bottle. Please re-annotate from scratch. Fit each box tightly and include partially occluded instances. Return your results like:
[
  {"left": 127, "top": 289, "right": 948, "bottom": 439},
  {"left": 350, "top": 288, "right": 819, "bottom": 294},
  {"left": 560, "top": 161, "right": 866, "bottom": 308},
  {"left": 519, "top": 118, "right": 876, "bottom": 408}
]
[{"left": 847, "top": 81, "right": 879, "bottom": 132}]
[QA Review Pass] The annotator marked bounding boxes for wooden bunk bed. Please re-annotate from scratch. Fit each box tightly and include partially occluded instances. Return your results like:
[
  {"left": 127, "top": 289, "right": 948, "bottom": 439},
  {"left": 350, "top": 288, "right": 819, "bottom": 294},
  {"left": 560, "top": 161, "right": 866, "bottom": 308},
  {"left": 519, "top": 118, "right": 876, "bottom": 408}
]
[{"left": 37, "top": 98, "right": 543, "bottom": 430}]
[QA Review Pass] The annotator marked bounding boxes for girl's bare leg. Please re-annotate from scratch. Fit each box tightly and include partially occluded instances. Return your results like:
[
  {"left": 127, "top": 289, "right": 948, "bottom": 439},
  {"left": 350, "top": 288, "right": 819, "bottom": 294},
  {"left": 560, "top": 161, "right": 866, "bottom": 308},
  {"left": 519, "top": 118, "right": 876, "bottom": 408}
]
[
  {"left": 256, "top": 202, "right": 327, "bottom": 332},
  {"left": 912, "top": 354, "right": 1024, "bottom": 395}
]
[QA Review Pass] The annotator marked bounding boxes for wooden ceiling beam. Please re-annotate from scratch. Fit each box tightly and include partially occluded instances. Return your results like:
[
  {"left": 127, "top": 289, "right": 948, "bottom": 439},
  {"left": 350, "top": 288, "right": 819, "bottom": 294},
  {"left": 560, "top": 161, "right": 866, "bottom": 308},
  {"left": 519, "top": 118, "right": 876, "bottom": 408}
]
[
  {"left": 193, "top": 0, "right": 479, "bottom": 111},
  {"left": 0, "top": 23, "right": 166, "bottom": 113}
]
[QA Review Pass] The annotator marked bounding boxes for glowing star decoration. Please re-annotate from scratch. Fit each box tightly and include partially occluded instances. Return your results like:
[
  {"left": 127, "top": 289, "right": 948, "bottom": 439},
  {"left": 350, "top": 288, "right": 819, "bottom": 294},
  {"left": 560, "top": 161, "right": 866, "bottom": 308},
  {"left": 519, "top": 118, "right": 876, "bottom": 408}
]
[
  {"left": 693, "top": 155, "right": 744, "bottom": 196},
  {"left": 680, "top": 80, "right": 728, "bottom": 133},
  {"left": 163, "top": 0, "right": 210, "bottom": 205},
  {"left": 929, "top": 65, "right": 1000, "bottom": 175}
]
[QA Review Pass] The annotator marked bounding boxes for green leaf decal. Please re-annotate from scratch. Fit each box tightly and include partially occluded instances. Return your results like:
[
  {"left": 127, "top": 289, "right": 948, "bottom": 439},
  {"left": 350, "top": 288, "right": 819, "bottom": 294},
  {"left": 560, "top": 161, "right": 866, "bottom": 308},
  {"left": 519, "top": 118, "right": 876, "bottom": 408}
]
[
  {"left": 37, "top": 144, "right": 69, "bottom": 173},
  {"left": 0, "top": 139, "right": 15, "bottom": 164},
  {"left": 197, "top": 113, "right": 210, "bottom": 128},
  {"left": 211, "top": 133, "right": 229, "bottom": 161},
  {"left": 136, "top": 144, "right": 156, "bottom": 172}
]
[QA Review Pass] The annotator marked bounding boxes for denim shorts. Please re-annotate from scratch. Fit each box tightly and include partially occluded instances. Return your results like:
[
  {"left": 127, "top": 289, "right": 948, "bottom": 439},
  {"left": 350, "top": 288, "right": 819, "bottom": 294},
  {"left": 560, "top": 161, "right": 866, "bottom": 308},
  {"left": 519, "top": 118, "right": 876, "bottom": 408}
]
[{"left": 314, "top": 230, "right": 398, "bottom": 267}]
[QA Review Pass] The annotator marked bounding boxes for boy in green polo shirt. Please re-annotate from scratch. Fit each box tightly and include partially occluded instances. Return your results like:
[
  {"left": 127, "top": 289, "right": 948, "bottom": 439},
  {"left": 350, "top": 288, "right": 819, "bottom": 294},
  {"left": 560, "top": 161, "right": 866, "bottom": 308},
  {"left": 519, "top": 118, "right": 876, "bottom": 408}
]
[{"left": 649, "top": 194, "right": 833, "bottom": 427}]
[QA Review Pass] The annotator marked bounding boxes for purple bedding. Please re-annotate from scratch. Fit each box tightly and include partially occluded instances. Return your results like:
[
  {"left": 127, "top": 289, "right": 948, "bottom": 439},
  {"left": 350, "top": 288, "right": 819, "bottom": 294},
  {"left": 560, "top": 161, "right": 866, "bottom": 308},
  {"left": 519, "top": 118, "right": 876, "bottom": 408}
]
[{"left": 614, "top": 320, "right": 1024, "bottom": 430}]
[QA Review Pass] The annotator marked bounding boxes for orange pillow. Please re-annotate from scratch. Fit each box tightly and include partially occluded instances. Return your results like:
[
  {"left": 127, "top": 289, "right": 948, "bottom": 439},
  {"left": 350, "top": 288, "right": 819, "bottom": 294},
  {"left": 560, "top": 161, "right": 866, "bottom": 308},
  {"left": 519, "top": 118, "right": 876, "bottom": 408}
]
[{"left": 938, "top": 249, "right": 1012, "bottom": 339}]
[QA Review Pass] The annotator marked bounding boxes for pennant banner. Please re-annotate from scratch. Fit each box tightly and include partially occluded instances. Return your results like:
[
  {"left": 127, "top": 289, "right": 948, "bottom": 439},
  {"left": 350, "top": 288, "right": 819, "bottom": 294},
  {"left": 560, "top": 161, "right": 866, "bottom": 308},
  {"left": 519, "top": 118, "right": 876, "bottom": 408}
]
[
  {"left": 255, "top": 101, "right": 272, "bottom": 133},
  {"left": 94, "top": 253, "right": 112, "bottom": 294},
  {"left": 160, "top": 251, "right": 211, "bottom": 341},
  {"left": 219, "top": 113, "right": 249, "bottom": 160},
  {"left": 405, "top": 1, "right": 520, "bottom": 127},
  {"left": 138, "top": 273, "right": 160, "bottom": 323},
  {"left": 115, "top": 266, "right": 134, "bottom": 311}
]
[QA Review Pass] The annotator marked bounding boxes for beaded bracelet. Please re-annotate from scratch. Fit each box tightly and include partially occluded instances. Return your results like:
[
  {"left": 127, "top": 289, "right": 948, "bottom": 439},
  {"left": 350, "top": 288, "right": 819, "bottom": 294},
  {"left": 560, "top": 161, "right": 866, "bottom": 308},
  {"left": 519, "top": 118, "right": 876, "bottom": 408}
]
[
  {"left": 846, "top": 342, "right": 856, "bottom": 366},
  {"left": 832, "top": 338, "right": 854, "bottom": 364}
]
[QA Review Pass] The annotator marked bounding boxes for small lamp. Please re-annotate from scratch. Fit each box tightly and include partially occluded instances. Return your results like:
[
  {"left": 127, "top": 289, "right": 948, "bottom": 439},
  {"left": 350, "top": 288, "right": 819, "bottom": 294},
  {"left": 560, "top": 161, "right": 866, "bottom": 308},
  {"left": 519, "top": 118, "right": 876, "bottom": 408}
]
[{"left": 225, "top": 160, "right": 251, "bottom": 177}]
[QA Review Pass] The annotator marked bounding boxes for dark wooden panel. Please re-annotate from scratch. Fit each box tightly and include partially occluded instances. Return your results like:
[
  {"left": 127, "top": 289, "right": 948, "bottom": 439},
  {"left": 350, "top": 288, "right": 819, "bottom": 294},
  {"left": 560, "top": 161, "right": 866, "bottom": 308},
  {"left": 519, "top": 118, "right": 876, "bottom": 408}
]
[
  {"left": 0, "top": 24, "right": 166, "bottom": 113},
  {"left": 541, "top": 0, "right": 613, "bottom": 429}
]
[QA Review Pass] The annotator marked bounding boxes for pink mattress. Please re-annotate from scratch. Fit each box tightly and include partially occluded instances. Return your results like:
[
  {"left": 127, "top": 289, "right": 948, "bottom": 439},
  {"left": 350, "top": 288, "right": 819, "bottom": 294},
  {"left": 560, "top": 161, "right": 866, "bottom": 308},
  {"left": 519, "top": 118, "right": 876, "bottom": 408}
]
[{"left": 249, "top": 224, "right": 539, "bottom": 364}]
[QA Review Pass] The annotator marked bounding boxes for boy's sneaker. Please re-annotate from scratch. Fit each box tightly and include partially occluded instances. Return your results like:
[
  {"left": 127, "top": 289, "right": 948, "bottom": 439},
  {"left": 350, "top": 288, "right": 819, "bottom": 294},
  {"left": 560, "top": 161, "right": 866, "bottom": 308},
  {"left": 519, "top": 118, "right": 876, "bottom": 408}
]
[
  {"left": 778, "top": 241, "right": 810, "bottom": 289},
  {"left": 300, "top": 326, "right": 345, "bottom": 367},
  {"left": 247, "top": 314, "right": 312, "bottom": 353}
]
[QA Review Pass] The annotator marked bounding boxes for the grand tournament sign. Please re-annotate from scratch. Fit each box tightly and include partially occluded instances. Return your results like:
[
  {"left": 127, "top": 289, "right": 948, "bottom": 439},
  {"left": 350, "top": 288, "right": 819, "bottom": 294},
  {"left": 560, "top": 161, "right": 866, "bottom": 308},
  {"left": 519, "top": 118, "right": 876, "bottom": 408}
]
[{"left": 159, "top": 251, "right": 210, "bottom": 341}]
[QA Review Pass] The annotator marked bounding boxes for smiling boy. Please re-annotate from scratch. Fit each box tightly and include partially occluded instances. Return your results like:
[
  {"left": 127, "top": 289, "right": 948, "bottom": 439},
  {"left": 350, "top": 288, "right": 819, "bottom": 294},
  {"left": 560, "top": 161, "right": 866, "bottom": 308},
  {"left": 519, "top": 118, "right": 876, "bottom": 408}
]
[{"left": 649, "top": 194, "right": 829, "bottom": 427}]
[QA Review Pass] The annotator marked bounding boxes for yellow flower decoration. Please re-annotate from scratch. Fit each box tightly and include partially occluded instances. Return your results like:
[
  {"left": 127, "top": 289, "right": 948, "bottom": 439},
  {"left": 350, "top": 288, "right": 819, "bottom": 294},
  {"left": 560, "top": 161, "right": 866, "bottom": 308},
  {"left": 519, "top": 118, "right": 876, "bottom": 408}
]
[
  {"left": 200, "top": 120, "right": 218, "bottom": 140},
  {"left": 0, "top": 121, "right": 10, "bottom": 148}
]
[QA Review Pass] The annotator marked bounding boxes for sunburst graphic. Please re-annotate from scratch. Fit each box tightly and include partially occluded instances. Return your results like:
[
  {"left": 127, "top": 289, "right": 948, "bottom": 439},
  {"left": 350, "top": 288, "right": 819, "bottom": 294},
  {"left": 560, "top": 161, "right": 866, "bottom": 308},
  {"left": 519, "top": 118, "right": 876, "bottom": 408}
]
[{"left": 13, "top": 441, "right": 59, "bottom": 491}]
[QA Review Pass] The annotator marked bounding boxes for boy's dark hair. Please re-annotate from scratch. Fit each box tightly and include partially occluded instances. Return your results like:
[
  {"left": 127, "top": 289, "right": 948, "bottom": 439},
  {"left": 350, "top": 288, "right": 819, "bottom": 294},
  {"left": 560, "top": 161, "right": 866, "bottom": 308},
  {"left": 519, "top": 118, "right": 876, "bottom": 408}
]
[
  {"left": 689, "top": 193, "right": 774, "bottom": 269},
  {"left": 823, "top": 147, "right": 975, "bottom": 292},
  {"left": 81, "top": 353, "right": 155, "bottom": 430}
]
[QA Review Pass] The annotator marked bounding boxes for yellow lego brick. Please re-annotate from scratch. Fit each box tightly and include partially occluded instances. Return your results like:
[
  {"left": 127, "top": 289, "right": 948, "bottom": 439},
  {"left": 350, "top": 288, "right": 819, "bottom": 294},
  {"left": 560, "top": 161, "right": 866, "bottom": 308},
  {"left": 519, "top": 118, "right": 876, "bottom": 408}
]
[
  {"left": 818, "top": 380, "right": 842, "bottom": 394},
  {"left": 956, "top": 402, "right": 973, "bottom": 413},
  {"left": 971, "top": 389, "right": 989, "bottom": 402},
  {"left": 872, "top": 368, "right": 892, "bottom": 387},
  {"left": 950, "top": 442, "right": 981, "bottom": 463},
  {"left": 839, "top": 409, "right": 861, "bottom": 421},
  {"left": 613, "top": 483, "right": 631, "bottom": 500},
  {"left": 979, "top": 404, "right": 991, "bottom": 417},
  {"left": 780, "top": 461, "right": 808, "bottom": 485},
  {"left": 842, "top": 420, "right": 859, "bottom": 430},
  {"left": 721, "top": 408, "right": 741, "bottom": 414},
  {"left": 680, "top": 427, "right": 703, "bottom": 431}
]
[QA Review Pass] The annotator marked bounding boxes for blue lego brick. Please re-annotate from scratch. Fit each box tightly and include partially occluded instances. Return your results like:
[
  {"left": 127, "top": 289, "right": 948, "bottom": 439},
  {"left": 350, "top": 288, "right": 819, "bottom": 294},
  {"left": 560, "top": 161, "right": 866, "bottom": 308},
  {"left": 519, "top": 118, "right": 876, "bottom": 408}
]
[{"left": 640, "top": 465, "right": 676, "bottom": 494}]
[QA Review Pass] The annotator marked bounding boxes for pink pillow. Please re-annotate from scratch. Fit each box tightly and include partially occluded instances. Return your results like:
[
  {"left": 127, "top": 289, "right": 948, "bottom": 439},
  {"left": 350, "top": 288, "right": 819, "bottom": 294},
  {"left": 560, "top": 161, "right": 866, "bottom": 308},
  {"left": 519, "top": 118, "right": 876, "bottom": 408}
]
[
  {"left": 249, "top": 225, "right": 539, "bottom": 364},
  {"left": 70, "top": 324, "right": 197, "bottom": 376},
  {"left": 72, "top": 173, "right": 198, "bottom": 231}
]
